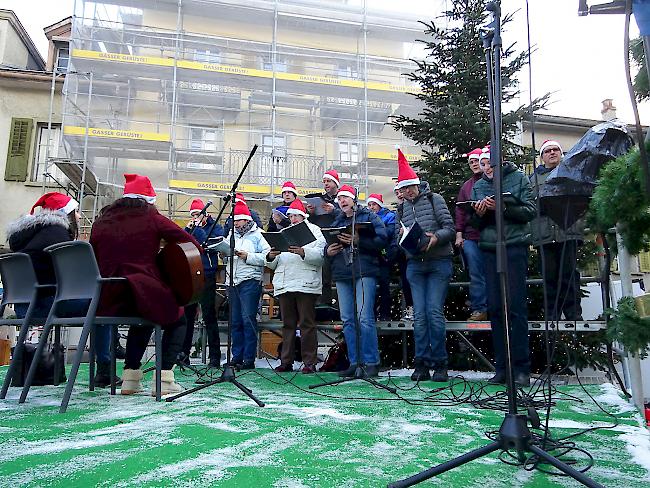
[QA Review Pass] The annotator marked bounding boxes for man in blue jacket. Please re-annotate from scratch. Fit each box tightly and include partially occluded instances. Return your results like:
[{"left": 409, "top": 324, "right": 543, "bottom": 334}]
[
  {"left": 367, "top": 193, "right": 397, "bottom": 321},
  {"left": 325, "top": 185, "right": 388, "bottom": 378},
  {"left": 183, "top": 198, "right": 224, "bottom": 367}
]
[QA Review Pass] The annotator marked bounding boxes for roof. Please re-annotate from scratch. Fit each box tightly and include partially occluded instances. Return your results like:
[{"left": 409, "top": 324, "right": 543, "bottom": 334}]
[{"left": 0, "top": 9, "right": 45, "bottom": 70}]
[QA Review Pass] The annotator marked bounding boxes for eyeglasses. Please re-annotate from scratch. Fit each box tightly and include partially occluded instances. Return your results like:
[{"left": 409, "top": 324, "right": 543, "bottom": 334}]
[{"left": 543, "top": 147, "right": 561, "bottom": 154}]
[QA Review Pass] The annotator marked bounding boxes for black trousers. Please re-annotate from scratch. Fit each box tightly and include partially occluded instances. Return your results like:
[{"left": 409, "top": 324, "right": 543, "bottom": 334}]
[
  {"left": 538, "top": 241, "right": 582, "bottom": 321},
  {"left": 183, "top": 278, "right": 220, "bottom": 361},
  {"left": 484, "top": 245, "right": 530, "bottom": 376},
  {"left": 124, "top": 316, "right": 187, "bottom": 370}
]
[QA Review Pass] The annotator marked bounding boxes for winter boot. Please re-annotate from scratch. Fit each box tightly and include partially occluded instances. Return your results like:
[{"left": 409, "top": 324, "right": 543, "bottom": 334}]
[
  {"left": 94, "top": 361, "right": 121, "bottom": 388},
  {"left": 120, "top": 369, "right": 144, "bottom": 395},
  {"left": 151, "top": 369, "right": 183, "bottom": 396}
]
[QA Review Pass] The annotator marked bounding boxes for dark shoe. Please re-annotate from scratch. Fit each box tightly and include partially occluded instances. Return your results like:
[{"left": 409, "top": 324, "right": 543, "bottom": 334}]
[
  {"left": 488, "top": 371, "right": 506, "bottom": 384},
  {"left": 362, "top": 365, "right": 380, "bottom": 378},
  {"left": 177, "top": 352, "right": 191, "bottom": 367},
  {"left": 94, "top": 362, "right": 121, "bottom": 388},
  {"left": 275, "top": 363, "right": 293, "bottom": 373},
  {"left": 300, "top": 364, "right": 317, "bottom": 374},
  {"left": 410, "top": 365, "right": 430, "bottom": 382},
  {"left": 224, "top": 360, "right": 243, "bottom": 371},
  {"left": 208, "top": 358, "right": 221, "bottom": 369},
  {"left": 337, "top": 364, "right": 358, "bottom": 377},
  {"left": 431, "top": 368, "right": 448, "bottom": 383},
  {"left": 241, "top": 361, "right": 255, "bottom": 370},
  {"left": 514, "top": 373, "right": 530, "bottom": 387}
]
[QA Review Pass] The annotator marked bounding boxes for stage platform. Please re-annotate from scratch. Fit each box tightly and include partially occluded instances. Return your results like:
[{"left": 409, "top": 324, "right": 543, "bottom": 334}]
[{"left": 1, "top": 363, "right": 648, "bottom": 487}]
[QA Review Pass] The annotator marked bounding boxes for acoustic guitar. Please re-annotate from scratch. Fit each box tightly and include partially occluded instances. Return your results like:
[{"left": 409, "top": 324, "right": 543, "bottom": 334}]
[{"left": 158, "top": 241, "right": 205, "bottom": 306}]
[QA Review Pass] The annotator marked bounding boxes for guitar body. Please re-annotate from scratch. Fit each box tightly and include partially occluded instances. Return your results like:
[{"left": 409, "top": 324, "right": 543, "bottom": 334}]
[{"left": 158, "top": 241, "right": 205, "bottom": 306}]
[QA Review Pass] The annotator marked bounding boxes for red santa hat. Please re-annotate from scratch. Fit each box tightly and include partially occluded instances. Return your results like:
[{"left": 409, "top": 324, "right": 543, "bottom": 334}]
[
  {"left": 462, "top": 148, "right": 483, "bottom": 160},
  {"left": 367, "top": 193, "right": 385, "bottom": 208},
  {"left": 479, "top": 146, "right": 491, "bottom": 162},
  {"left": 30, "top": 192, "right": 78, "bottom": 215},
  {"left": 286, "top": 198, "right": 308, "bottom": 218},
  {"left": 395, "top": 149, "right": 420, "bottom": 189},
  {"left": 123, "top": 174, "right": 156, "bottom": 204},
  {"left": 189, "top": 198, "right": 205, "bottom": 215},
  {"left": 337, "top": 184, "right": 356, "bottom": 200},
  {"left": 539, "top": 139, "right": 563, "bottom": 155},
  {"left": 233, "top": 201, "right": 252, "bottom": 221},
  {"left": 323, "top": 169, "right": 340, "bottom": 187},
  {"left": 280, "top": 181, "right": 298, "bottom": 195},
  {"left": 235, "top": 192, "right": 246, "bottom": 203}
]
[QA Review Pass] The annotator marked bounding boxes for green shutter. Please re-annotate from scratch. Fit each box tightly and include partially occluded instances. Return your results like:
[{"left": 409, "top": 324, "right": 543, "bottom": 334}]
[{"left": 4, "top": 118, "right": 33, "bottom": 182}]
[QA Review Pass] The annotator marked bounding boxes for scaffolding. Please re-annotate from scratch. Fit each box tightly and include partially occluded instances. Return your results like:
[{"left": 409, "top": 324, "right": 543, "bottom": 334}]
[{"left": 53, "top": 0, "right": 436, "bottom": 222}]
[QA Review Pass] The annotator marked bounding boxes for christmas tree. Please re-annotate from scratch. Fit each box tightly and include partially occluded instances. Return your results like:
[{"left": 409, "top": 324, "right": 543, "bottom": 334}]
[{"left": 391, "top": 0, "right": 549, "bottom": 205}]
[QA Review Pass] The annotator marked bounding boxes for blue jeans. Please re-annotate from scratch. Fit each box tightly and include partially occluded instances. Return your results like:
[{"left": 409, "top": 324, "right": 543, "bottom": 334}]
[
  {"left": 228, "top": 279, "right": 262, "bottom": 363},
  {"left": 462, "top": 239, "right": 487, "bottom": 313},
  {"left": 336, "top": 277, "right": 380, "bottom": 366},
  {"left": 15, "top": 297, "right": 111, "bottom": 364},
  {"left": 406, "top": 258, "right": 453, "bottom": 368},
  {"left": 484, "top": 245, "right": 530, "bottom": 375}
]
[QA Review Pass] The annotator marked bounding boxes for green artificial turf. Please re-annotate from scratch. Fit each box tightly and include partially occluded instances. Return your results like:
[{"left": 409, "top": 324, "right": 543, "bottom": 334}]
[{"left": 0, "top": 364, "right": 648, "bottom": 487}]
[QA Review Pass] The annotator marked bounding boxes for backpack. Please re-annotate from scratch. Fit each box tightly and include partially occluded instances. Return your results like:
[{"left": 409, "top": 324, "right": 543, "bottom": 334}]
[{"left": 319, "top": 336, "right": 350, "bottom": 372}]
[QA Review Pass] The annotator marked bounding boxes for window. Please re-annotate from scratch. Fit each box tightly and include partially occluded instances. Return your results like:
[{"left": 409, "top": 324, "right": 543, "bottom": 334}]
[
  {"left": 193, "top": 48, "right": 220, "bottom": 64},
  {"left": 179, "top": 126, "right": 224, "bottom": 172},
  {"left": 339, "top": 141, "right": 359, "bottom": 167},
  {"left": 260, "top": 134, "right": 286, "bottom": 185},
  {"left": 55, "top": 45, "right": 69, "bottom": 73},
  {"left": 32, "top": 124, "right": 67, "bottom": 183},
  {"left": 261, "top": 54, "right": 287, "bottom": 72},
  {"left": 337, "top": 63, "right": 358, "bottom": 79}
]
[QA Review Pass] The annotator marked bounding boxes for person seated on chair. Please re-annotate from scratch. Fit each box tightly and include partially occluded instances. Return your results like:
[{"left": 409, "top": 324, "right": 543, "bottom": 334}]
[
  {"left": 470, "top": 148, "right": 536, "bottom": 387},
  {"left": 182, "top": 198, "right": 223, "bottom": 368},
  {"left": 89, "top": 174, "right": 202, "bottom": 396},
  {"left": 220, "top": 200, "right": 270, "bottom": 370},
  {"left": 266, "top": 198, "right": 326, "bottom": 374},
  {"left": 325, "top": 185, "right": 388, "bottom": 379},
  {"left": 6, "top": 192, "right": 116, "bottom": 387},
  {"left": 266, "top": 181, "right": 297, "bottom": 232}
]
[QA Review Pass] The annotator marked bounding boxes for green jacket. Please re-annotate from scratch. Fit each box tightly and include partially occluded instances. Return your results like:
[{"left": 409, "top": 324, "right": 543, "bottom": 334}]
[
  {"left": 528, "top": 165, "right": 585, "bottom": 246},
  {"left": 470, "top": 163, "right": 536, "bottom": 251}
]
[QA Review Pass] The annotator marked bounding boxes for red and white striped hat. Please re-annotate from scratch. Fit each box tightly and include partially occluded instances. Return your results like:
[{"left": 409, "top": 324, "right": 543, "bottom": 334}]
[
  {"left": 286, "top": 198, "right": 308, "bottom": 218},
  {"left": 367, "top": 193, "right": 385, "bottom": 208},
  {"left": 123, "top": 174, "right": 156, "bottom": 204},
  {"left": 280, "top": 181, "right": 298, "bottom": 195},
  {"left": 539, "top": 139, "right": 562, "bottom": 155},
  {"left": 233, "top": 201, "right": 252, "bottom": 221},
  {"left": 395, "top": 149, "right": 420, "bottom": 189},
  {"left": 323, "top": 169, "right": 340, "bottom": 187},
  {"left": 30, "top": 192, "right": 78, "bottom": 215},
  {"left": 337, "top": 184, "right": 356, "bottom": 200}
]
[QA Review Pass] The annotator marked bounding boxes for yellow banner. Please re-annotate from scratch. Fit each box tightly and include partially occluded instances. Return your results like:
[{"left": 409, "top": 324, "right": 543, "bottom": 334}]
[
  {"left": 72, "top": 48, "right": 416, "bottom": 95},
  {"left": 63, "top": 126, "right": 170, "bottom": 142},
  {"left": 368, "top": 150, "right": 421, "bottom": 161},
  {"left": 169, "top": 179, "right": 365, "bottom": 199}
]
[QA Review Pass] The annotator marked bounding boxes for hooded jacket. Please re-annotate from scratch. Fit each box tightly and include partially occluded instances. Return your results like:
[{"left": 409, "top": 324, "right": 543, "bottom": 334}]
[
  {"left": 6, "top": 211, "right": 73, "bottom": 290},
  {"left": 470, "top": 162, "right": 536, "bottom": 250}
]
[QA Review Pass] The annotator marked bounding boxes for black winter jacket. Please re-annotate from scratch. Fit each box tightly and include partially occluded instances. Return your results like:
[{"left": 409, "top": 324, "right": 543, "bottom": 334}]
[{"left": 6, "top": 211, "right": 73, "bottom": 290}]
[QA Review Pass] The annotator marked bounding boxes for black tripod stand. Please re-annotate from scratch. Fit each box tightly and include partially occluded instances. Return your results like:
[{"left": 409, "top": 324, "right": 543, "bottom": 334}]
[
  {"left": 310, "top": 188, "right": 396, "bottom": 394},
  {"left": 166, "top": 145, "right": 264, "bottom": 407},
  {"left": 388, "top": 3, "right": 602, "bottom": 487}
]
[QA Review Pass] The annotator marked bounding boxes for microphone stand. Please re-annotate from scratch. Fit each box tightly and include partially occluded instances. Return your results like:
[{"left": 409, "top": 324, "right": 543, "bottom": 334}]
[
  {"left": 166, "top": 145, "right": 265, "bottom": 407},
  {"left": 310, "top": 188, "right": 396, "bottom": 394},
  {"left": 387, "top": 3, "right": 602, "bottom": 487}
]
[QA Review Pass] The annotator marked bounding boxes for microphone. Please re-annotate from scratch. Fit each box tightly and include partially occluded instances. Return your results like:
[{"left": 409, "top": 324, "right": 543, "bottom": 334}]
[{"left": 196, "top": 200, "right": 213, "bottom": 217}]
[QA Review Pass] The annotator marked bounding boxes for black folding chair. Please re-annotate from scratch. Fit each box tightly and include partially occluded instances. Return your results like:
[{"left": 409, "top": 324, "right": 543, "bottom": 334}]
[
  {"left": 18, "top": 241, "right": 163, "bottom": 413},
  {"left": 0, "top": 253, "right": 59, "bottom": 399}
]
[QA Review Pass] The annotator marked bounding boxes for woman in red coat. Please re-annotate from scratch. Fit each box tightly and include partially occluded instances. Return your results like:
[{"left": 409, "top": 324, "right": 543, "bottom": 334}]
[{"left": 89, "top": 174, "right": 201, "bottom": 396}]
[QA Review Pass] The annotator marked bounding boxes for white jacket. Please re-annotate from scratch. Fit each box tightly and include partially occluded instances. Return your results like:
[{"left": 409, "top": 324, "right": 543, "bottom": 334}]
[
  {"left": 224, "top": 224, "right": 271, "bottom": 286},
  {"left": 265, "top": 221, "right": 326, "bottom": 296}
]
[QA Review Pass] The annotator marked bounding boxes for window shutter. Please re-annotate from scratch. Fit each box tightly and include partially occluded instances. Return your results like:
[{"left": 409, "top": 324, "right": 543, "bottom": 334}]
[{"left": 4, "top": 118, "right": 33, "bottom": 182}]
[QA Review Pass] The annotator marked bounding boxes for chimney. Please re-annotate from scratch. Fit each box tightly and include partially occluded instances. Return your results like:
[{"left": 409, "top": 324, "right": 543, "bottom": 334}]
[{"left": 601, "top": 98, "right": 617, "bottom": 121}]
